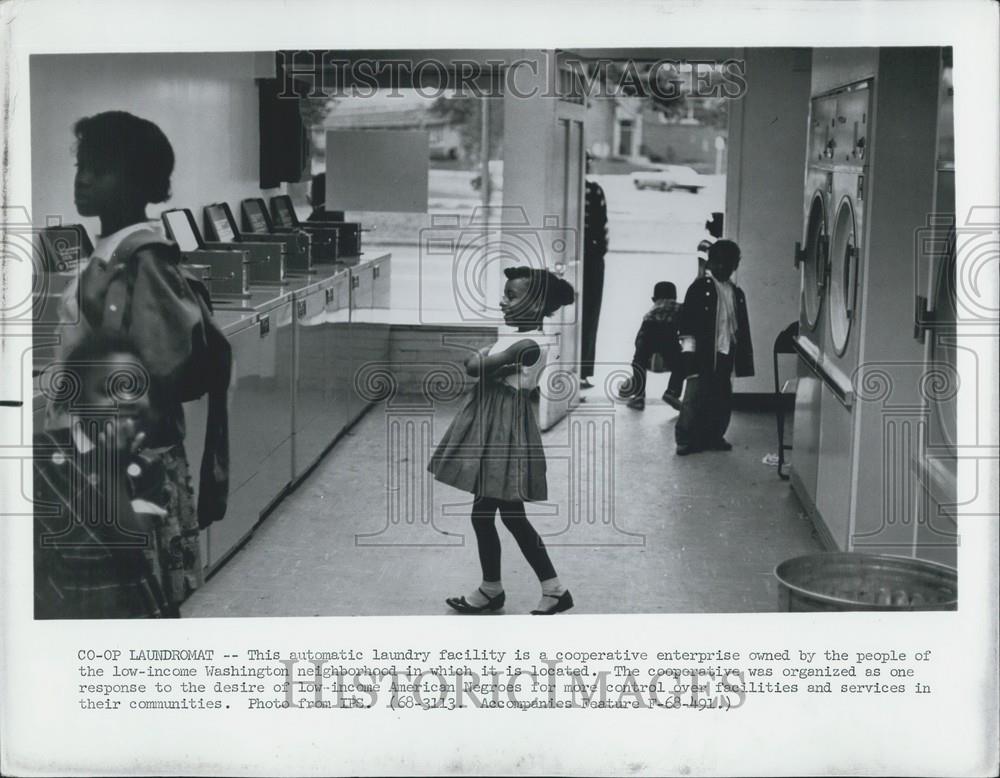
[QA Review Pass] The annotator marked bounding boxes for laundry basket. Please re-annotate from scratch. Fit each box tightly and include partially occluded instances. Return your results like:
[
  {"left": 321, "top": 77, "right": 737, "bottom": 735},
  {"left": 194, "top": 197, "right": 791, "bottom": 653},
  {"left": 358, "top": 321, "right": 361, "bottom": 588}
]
[{"left": 774, "top": 552, "right": 957, "bottom": 611}]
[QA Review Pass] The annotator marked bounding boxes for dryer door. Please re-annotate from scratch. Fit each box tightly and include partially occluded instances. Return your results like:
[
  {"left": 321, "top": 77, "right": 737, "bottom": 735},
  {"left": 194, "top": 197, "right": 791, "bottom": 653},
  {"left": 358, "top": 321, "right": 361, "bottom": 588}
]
[
  {"left": 829, "top": 195, "right": 860, "bottom": 356},
  {"left": 802, "top": 190, "right": 828, "bottom": 330}
]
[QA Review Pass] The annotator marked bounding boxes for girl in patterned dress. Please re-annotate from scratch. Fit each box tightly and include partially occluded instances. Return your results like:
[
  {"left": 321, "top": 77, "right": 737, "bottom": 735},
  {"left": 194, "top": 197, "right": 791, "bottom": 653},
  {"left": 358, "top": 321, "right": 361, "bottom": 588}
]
[{"left": 429, "top": 266, "right": 576, "bottom": 615}]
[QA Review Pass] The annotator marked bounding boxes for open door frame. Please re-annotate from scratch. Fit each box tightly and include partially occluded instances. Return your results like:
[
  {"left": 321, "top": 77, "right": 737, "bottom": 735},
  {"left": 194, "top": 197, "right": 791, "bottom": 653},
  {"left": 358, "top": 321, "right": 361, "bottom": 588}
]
[{"left": 503, "top": 50, "right": 586, "bottom": 430}]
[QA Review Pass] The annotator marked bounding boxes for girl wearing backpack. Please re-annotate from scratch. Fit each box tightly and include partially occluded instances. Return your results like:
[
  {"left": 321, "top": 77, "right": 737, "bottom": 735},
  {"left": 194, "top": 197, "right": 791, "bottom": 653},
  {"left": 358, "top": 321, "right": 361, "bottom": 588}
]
[{"left": 46, "top": 111, "right": 229, "bottom": 614}]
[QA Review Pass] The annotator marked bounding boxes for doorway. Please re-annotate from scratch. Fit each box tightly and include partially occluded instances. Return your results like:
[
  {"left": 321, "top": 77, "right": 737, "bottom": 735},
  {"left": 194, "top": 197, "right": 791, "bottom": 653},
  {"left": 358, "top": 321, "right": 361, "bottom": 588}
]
[{"left": 580, "top": 60, "right": 730, "bottom": 405}]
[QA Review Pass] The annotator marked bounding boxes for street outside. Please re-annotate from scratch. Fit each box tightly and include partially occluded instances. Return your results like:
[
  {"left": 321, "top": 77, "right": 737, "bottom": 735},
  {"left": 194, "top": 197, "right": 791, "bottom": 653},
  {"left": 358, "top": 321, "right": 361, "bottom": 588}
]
[
  {"left": 589, "top": 172, "right": 725, "bottom": 390},
  {"left": 358, "top": 170, "right": 726, "bottom": 394}
]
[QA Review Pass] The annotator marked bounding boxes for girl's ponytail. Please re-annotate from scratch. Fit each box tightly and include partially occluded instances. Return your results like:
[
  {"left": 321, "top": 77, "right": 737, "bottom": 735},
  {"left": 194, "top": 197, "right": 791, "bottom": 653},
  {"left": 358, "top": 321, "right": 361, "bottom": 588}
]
[
  {"left": 545, "top": 274, "right": 576, "bottom": 315},
  {"left": 503, "top": 266, "right": 576, "bottom": 318}
]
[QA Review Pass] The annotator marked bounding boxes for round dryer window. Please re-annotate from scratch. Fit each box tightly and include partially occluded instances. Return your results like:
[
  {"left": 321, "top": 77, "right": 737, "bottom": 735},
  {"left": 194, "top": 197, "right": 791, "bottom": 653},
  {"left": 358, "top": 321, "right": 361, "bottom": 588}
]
[
  {"left": 802, "top": 192, "right": 827, "bottom": 329},
  {"left": 829, "top": 197, "right": 859, "bottom": 355}
]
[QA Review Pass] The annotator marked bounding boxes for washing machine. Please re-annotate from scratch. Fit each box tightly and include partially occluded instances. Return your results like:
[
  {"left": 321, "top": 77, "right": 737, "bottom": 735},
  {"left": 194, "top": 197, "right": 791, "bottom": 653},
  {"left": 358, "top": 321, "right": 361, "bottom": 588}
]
[
  {"left": 800, "top": 89, "right": 838, "bottom": 345},
  {"left": 820, "top": 81, "right": 869, "bottom": 367},
  {"left": 815, "top": 81, "right": 870, "bottom": 549},
  {"left": 791, "top": 80, "right": 871, "bottom": 549},
  {"left": 790, "top": 92, "right": 836, "bottom": 523}
]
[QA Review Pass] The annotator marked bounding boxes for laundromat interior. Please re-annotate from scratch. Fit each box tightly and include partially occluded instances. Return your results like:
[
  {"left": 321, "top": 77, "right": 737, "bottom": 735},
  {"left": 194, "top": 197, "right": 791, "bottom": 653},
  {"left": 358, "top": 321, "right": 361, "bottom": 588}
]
[{"left": 23, "top": 47, "right": 964, "bottom": 615}]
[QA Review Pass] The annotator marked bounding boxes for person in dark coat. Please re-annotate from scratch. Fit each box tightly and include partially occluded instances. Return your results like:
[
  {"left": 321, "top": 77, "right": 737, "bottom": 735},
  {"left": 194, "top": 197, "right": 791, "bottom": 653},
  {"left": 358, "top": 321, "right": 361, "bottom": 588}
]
[
  {"left": 580, "top": 154, "right": 609, "bottom": 388},
  {"left": 675, "top": 239, "right": 754, "bottom": 455}
]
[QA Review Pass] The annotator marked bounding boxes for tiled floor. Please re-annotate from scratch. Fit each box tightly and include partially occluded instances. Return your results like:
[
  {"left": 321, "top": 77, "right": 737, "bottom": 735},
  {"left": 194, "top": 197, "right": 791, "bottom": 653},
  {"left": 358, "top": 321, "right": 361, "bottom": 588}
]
[{"left": 182, "top": 392, "right": 823, "bottom": 618}]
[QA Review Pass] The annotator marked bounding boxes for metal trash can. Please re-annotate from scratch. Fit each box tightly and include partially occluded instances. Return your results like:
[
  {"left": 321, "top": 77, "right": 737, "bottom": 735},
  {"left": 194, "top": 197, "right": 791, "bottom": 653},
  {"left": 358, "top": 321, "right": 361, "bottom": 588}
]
[{"left": 774, "top": 552, "right": 958, "bottom": 611}]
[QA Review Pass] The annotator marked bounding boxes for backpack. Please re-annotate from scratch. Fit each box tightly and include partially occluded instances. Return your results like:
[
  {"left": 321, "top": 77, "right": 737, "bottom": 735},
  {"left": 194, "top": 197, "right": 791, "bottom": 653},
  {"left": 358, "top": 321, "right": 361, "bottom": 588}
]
[{"left": 103, "top": 229, "right": 232, "bottom": 528}]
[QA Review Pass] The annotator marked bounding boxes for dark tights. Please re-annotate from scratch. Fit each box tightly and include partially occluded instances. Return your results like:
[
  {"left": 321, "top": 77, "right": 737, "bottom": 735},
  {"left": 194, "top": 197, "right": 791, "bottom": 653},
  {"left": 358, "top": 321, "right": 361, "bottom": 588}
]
[{"left": 471, "top": 496, "right": 556, "bottom": 583}]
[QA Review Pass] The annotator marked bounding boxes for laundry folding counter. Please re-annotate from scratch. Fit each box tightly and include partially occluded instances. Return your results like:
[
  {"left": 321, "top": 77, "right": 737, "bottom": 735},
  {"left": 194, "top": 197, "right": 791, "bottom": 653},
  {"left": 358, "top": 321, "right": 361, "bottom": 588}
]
[{"left": 186, "top": 252, "right": 391, "bottom": 572}]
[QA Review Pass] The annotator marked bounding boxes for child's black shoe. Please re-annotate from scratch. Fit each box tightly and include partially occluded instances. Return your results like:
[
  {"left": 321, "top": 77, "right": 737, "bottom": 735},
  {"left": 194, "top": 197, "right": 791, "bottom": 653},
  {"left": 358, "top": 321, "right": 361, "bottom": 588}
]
[{"left": 531, "top": 590, "right": 574, "bottom": 615}]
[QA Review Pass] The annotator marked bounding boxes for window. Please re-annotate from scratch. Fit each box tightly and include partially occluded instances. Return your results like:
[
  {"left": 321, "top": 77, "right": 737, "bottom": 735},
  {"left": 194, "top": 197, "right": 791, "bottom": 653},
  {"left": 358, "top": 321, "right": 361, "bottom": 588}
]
[
  {"left": 828, "top": 196, "right": 859, "bottom": 354},
  {"left": 802, "top": 192, "right": 827, "bottom": 330}
]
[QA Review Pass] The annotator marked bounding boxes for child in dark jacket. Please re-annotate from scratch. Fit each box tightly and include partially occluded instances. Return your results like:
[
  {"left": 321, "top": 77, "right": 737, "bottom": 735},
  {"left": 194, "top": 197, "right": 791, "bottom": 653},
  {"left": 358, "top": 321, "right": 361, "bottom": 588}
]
[
  {"left": 617, "top": 281, "right": 685, "bottom": 410},
  {"left": 675, "top": 240, "right": 754, "bottom": 455}
]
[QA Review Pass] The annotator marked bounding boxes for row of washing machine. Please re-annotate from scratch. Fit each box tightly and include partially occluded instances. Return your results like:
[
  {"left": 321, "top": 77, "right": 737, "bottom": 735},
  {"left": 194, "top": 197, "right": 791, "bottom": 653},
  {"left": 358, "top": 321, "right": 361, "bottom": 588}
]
[
  {"left": 790, "top": 48, "right": 958, "bottom": 567},
  {"left": 792, "top": 79, "right": 871, "bottom": 551}
]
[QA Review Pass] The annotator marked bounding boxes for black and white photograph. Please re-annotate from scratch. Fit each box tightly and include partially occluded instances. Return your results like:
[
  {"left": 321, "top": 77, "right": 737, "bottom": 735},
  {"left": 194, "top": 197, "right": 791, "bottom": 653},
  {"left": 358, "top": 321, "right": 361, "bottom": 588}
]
[
  {"left": 1, "top": 0, "right": 997, "bottom": 775},
  {"left": 20, "top": 44, "right": 967, "bottom": 618}
]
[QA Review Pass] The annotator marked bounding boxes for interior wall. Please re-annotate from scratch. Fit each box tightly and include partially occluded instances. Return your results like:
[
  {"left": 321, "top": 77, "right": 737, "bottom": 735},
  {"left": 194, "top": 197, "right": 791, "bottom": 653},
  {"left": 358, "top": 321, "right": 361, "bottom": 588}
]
[
  {"left": 29, "top": 52, "right": 274, "bottom": 236},
  {"left": 725, "top": 48, "right": 812, "bottom": 393}
]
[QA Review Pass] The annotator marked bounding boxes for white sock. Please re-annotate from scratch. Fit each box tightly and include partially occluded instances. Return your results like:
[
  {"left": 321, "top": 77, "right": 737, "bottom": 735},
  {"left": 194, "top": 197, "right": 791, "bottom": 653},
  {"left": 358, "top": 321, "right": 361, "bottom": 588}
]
[
  {"left": 540, "top": 577, "right": 566, "bottom": 598},
  {"left": 468, "top": 579, "right": 503, "bottom": 606},
  {"left": 535, "top": 578, "right": 567, "bottom": 612}
]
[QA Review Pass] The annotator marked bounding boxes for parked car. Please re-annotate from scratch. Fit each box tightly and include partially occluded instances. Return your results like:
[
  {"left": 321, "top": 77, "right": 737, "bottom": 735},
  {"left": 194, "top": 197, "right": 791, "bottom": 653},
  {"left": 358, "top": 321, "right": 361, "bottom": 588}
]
[{"left": 630, "top": 165, "right": 705, "bottom": 193}]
